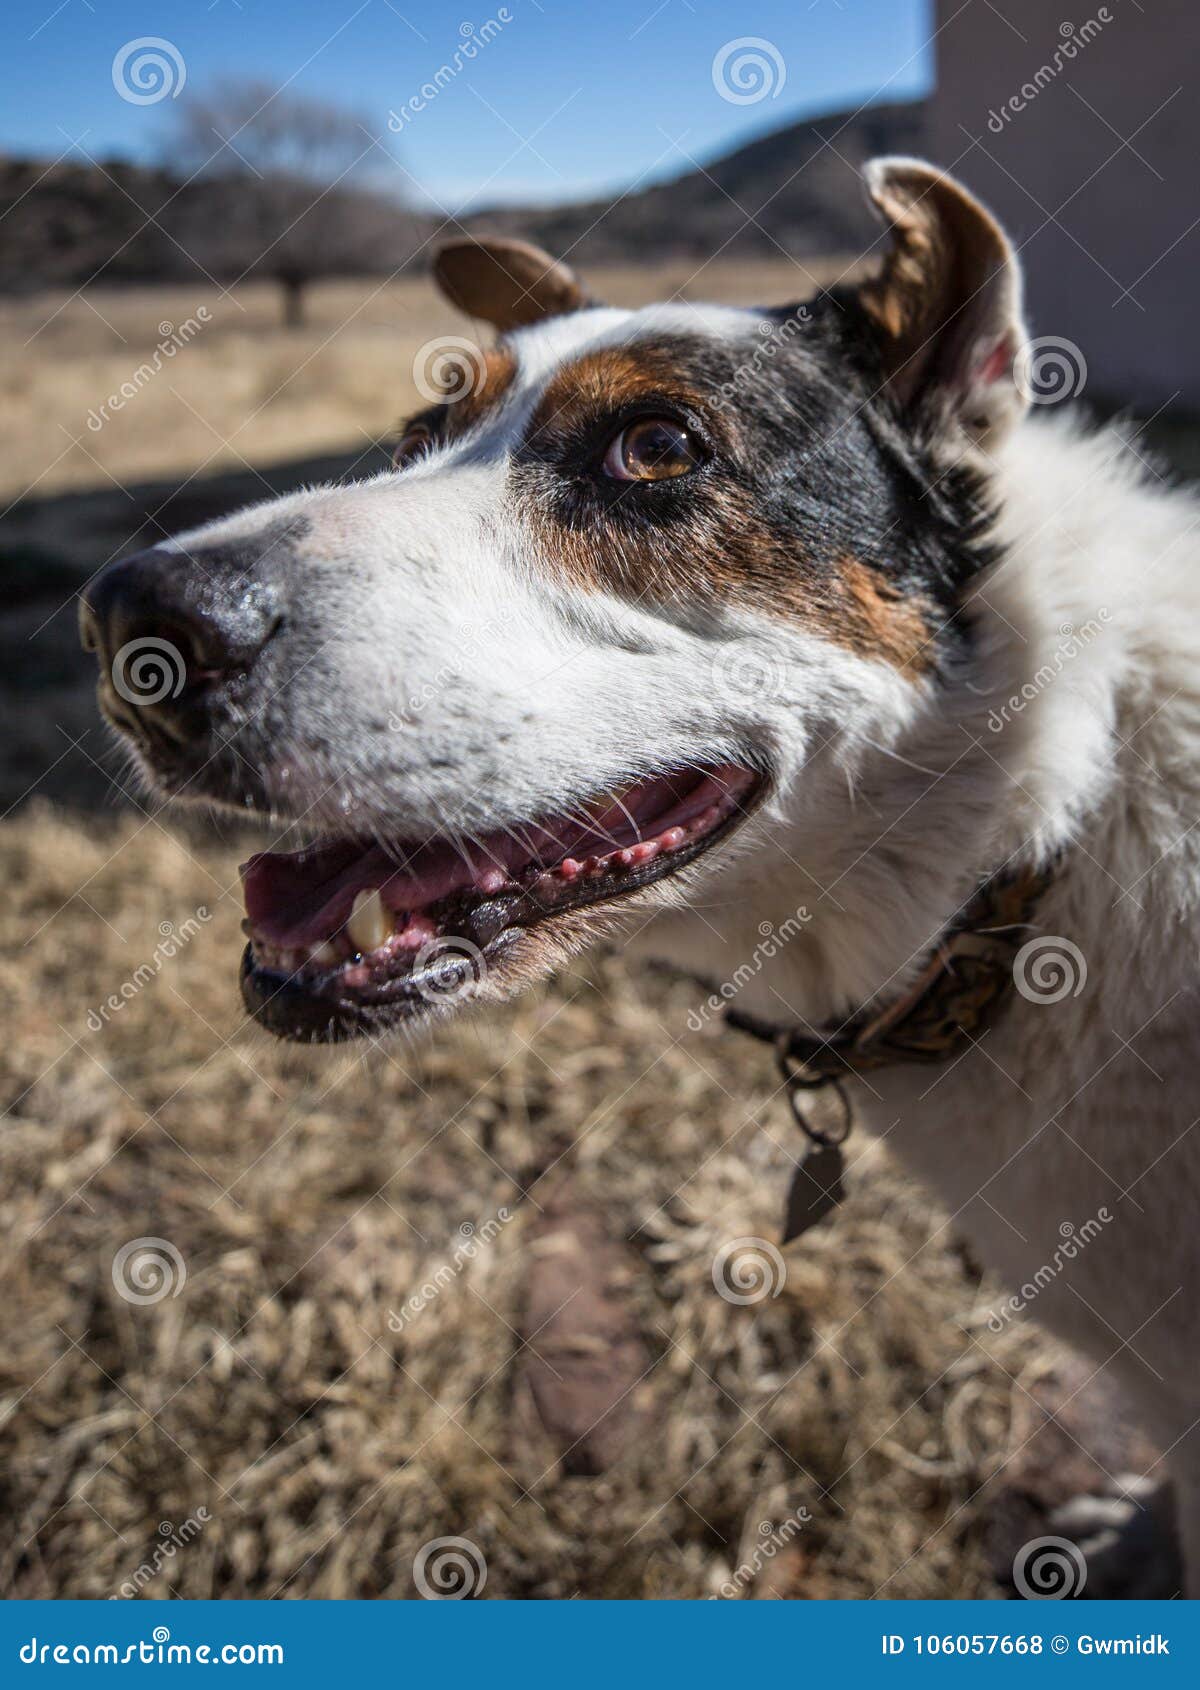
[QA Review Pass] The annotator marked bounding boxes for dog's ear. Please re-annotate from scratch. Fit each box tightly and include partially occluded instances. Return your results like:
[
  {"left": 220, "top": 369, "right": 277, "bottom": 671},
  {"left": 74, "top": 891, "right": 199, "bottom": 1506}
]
[
  {"left": 855, "top": 157, "right": 1028, "bottom": 446},
  {"left": 433, "top": 237, "right": 590, "bottom": 332}
]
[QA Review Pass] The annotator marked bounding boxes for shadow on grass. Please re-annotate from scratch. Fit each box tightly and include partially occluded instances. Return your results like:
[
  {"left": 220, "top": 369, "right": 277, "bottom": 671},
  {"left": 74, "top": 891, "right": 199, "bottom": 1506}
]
[{"left": 0, "top": 444, "right": 391, "bottom": 816}]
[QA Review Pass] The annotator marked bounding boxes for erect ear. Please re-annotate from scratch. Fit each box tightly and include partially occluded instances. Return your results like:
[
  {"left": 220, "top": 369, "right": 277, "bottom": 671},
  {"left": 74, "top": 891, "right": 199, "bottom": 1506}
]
[
  {"left": 856, "top": 157, "right": 1028, "bottom": 447},
  {"left": 432, "top": 236, "right": 590, "bottom": 332}
]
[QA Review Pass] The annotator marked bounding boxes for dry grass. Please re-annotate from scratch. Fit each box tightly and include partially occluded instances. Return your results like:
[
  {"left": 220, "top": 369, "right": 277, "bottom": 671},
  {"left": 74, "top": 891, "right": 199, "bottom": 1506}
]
[
  {"left": 0, "top": 256, "right": 856, "bottom": 503},
  {"left": 0, "top": 806, "right": 1059, "bottom": 1599},
  {"left": 0, "top": 265, "right": 1067, "bottom": 1600}
]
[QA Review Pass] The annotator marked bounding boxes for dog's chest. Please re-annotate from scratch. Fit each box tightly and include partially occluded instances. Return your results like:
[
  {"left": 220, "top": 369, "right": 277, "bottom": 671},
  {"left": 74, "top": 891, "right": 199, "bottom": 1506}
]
[{"left": 856, "top": 1001, "right": 1200, "bottom": 1425}]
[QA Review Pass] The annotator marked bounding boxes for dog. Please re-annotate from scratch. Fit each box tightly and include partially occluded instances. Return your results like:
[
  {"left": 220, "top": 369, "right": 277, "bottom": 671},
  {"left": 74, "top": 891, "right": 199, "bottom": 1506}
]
[{"left": 80, "top": 157, "right": 1200, "bottom": 1597}]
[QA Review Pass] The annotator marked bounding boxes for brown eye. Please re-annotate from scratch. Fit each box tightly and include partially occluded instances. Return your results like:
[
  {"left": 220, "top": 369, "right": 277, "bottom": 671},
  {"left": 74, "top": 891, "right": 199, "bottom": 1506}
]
[
  {"left": 602, "top": 416, "right": 702, "bottom": 482},
  {"left": 392, "top": 424, "right": 434, "bottom": 469}
]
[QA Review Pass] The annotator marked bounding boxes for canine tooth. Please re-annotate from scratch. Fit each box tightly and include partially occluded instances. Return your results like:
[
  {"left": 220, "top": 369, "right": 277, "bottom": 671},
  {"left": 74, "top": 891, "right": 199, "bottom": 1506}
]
[
  {"left": 347, "top": 888, "right": 392, "bottom": 954},
  {"left": 311, "top": 941, "right": 341, "bottom": 966}
]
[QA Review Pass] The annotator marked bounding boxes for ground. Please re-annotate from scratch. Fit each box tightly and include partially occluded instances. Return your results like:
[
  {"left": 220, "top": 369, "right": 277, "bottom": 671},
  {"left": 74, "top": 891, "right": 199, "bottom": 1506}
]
[{"left": 0, "top": 264, "right": 1099, "bottom": 1600}]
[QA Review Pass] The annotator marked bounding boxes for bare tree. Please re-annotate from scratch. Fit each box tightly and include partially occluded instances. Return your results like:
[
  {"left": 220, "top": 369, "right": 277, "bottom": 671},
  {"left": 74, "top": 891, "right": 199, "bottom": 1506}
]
[{"left": 164, "top": 81, "right": 413, "bottom": 326}]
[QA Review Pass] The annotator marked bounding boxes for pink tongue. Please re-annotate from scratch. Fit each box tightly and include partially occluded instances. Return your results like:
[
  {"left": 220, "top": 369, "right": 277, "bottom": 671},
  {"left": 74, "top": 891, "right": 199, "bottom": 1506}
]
[
  {"left": 239, "top": 769, "right": 734, "bottom": 949},
  {"left": 241, "top": 822, "right": 583, "bottom": 947},
  {"left": 240, "top": 834, "right": 496, "bottom": 947}
]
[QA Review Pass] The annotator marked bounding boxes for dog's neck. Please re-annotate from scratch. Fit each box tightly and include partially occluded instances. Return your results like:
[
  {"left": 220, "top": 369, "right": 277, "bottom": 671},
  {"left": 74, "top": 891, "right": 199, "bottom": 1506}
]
[{"left": 632, "top": 414, "right": 1195, "bottom": 1034}]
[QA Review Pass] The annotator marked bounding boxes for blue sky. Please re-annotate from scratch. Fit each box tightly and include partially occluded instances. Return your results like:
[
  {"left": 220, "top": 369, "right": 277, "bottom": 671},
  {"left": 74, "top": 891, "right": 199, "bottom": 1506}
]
[{"left": 6, "top": 0, "right": 932, "bottom": 210}]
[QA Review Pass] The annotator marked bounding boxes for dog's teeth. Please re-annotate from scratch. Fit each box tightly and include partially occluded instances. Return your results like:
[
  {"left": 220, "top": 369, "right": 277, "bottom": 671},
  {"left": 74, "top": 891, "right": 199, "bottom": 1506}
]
[
  {"left": 311, "top": 941, "right": 341, "bottom": 966},
  {"left": 347, "top": 888, "right": 392, "bottom": 954}
]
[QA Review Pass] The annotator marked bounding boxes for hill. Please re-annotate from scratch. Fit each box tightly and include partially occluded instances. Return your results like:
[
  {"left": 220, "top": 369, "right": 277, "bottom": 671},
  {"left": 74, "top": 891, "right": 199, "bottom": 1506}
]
[
  {"left": 467, "top": 98, "right": 926, "bottom": 263},
  {"left": 0, "top": 98, "right": 925, "bottom": 291}
]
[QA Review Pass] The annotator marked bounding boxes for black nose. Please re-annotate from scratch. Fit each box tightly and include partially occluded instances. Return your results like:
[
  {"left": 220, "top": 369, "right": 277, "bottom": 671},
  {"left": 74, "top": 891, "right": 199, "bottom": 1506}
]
[{"left": 80, "top": 545, "right": 282, "bottom": 734}]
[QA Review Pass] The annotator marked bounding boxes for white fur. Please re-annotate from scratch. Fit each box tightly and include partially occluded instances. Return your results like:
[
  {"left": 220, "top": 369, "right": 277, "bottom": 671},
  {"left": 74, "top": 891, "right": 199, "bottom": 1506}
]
[{"left": 632, "top": 409, "right": 1200, "bottom": 1590}]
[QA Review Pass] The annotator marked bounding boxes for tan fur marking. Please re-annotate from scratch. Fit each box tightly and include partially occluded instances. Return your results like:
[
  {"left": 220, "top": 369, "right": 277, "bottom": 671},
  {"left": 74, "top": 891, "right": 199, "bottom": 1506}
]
[
  {"left": 527, "top": 347, "right": 711, "bottom": 449},
  {"left": 517, "top": 347, "right": 936, "bottom": 679},
  {"left": 835, "top": 560, "right": 935, "bottom": 679},
  {"left": 441, "top": 348, "right": 517, "bottom": 436}
]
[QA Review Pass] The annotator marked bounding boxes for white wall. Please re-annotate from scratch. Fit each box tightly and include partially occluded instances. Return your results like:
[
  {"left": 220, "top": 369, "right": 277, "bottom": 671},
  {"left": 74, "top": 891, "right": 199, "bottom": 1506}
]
[{"left": 927, "top": 0, "right": 1200, "bottom": 412}]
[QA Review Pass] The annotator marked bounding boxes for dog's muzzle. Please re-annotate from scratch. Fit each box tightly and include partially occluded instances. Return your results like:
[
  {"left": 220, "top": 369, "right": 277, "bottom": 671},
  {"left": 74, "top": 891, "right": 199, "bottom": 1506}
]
[{"left": 79, "top": 542, "right": 283, "bottom": 756}]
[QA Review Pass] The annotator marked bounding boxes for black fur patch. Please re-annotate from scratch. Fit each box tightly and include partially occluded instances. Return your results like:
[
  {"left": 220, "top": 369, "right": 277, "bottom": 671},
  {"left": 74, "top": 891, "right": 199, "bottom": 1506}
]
[{"left": 502, "top": 306, "right": 1000, "bottom": 677}]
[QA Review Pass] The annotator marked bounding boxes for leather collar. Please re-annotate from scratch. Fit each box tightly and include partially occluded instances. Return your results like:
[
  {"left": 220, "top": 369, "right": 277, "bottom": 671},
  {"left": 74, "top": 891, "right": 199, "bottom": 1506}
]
[{"left": 724, "top": 857, "right": 1059, "bottom": 1241}]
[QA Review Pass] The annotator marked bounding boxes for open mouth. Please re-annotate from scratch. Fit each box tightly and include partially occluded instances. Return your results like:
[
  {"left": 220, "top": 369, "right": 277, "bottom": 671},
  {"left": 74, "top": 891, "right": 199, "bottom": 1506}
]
[{"left": 239, "top": 762, "right": 764, "bottom": 1041}]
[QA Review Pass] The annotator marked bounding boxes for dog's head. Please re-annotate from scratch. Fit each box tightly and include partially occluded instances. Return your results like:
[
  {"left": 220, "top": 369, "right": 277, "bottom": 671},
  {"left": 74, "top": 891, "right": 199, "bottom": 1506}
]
[{"left": 80, "top": 158, "right": 1029, "bottom": 1041}]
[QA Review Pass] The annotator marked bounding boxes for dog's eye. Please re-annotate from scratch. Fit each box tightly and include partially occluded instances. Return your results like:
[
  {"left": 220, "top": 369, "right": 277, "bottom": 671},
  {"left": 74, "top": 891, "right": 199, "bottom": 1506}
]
[
  {"left": 392, "top": 424, "right": 434, "bottom": 469},
  {"left": 602, "top": 417, "right": 702, "bottom": 482}
]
